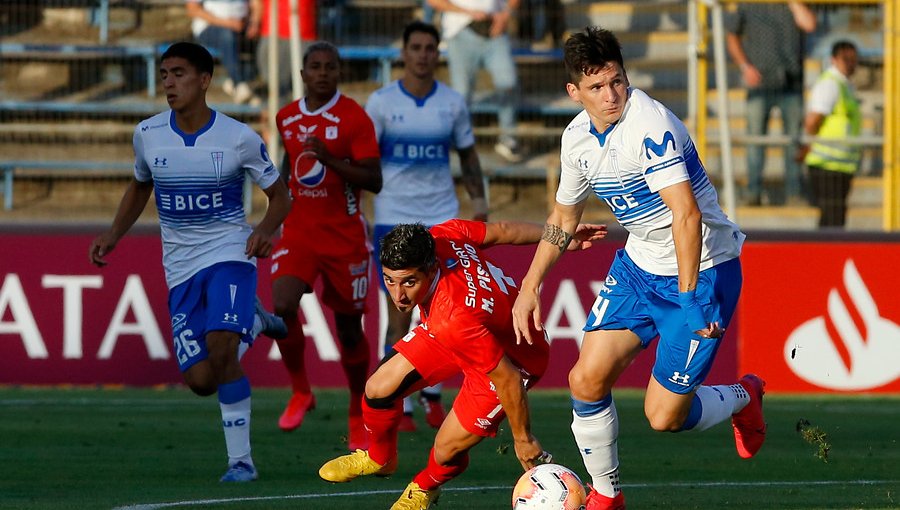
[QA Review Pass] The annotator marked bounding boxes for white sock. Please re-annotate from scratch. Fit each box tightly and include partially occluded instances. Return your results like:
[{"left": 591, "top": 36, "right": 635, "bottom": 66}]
[
  {"left": 220, "top": 396, "right": 253, "bottom": 466},
  {"left": 688, "top": 384, "right": 750, "bottom": 432},
  {"left": 571, "top": 400, "right": 620, "bottom": 497},
  {"left": 420, "top": 383, "right": 442, "bottom": 399},
  {"left": 250, "top": 314, "right": 263, "bottom": 339},
  {"left": 403, "top": 395, "right": 414, "bottom": 414}
]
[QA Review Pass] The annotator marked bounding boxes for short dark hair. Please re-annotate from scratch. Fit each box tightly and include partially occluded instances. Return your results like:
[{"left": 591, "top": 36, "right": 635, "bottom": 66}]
[
  {"left": 831, "top": 40, "right": 857, "bottom": 57},
  {"left": 303, "top": 40, "right": 341, "bottom": 67},
  {"left": 380, "top": 223, "right": 436, "bottom": 273},
  {"left": 161, "top": 42, "right": 214, "bottom": 76},
  {"left": 564, "top": 27, "right": 625, "bottom": 84},
  {"left": 403, "top": 20, "right": 440, "bottom": 47}
]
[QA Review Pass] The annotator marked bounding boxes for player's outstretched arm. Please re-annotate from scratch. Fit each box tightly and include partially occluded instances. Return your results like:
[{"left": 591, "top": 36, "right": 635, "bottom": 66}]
[
  {"left": 511, "top": 201, "right": 586, "bottom": 344},
  {"left": 487, "top": 356, "right": 545, "bottom": 470},
  {"left": 245, "top": 178, "right": 291, "bottom": 259},
  {"left": 89, "top": 178, "right": 153, "bottom": 267}
]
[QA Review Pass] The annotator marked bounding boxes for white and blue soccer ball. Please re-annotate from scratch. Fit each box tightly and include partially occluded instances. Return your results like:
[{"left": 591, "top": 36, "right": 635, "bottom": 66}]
[{"left": 511, "top": 463, "right": 587, "bottom": 510}]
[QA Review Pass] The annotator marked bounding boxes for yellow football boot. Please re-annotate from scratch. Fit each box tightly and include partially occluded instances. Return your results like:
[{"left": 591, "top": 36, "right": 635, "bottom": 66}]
[
  {"left": 318, "top": 449, "right": 397, "bottom": 483},
  {"left": 390, "top": 481, "right": 441, "bottom": 510}
]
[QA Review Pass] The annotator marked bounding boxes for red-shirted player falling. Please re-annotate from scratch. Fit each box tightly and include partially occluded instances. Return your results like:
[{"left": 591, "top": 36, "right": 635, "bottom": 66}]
[
  {"left": 319, "top": 220, "right": 606, "bottom": 510},
  {"left": 270, "top": 41, "right": 382, "bottom": 450}
]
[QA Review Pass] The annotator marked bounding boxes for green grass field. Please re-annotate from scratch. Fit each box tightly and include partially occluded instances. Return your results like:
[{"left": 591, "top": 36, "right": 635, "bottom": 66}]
[{"left": 1, "top": 387, "right": 898, "bottom": 510}]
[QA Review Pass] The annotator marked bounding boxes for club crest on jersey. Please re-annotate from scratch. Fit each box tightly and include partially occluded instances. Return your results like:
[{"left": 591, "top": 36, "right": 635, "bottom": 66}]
[
  {"left": 326, "top": 126, "right": 338, "bottom": 140},
  {"left": 643, "top": 131, "right": 676, "bottom": 159},
  {"left": 210, "top": 151, "right": 224, "bottom": 185}
]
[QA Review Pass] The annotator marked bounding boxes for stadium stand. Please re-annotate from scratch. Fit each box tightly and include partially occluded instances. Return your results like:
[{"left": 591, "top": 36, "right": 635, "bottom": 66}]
[{"left": 0, "top": 0, "right": 887, "bottom": 229}]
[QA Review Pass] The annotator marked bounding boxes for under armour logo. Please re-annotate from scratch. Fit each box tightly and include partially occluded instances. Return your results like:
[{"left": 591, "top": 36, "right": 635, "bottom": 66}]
[
  {"left": 223, "top": 313, "right": 238, "bottom": 322},
  {"left": 577, "top": 158, "right": 590, "bottom": 169},
  {"left": 391, "top": 113, "right": 404, "bottom": 122},
  {"left": 153, "top": 157, "right": 167, "bottom": 167},
  {"left": 670, "top": 371, "right": 691, "bottom": 385}
]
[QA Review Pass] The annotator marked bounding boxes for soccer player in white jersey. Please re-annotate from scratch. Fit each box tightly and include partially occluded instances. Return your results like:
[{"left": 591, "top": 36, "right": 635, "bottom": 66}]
[
  {"left": 89, "top": 42, "right": 291, "bottom": 483},
  {"left": 365, "top": 21, "right": 489, "bottom": 431},
  {"left": 511, "top": 27, "right": 766, "bottom": 510}
]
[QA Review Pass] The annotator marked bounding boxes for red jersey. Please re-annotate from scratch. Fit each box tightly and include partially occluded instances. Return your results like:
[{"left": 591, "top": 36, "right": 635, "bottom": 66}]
[
  {"left": 416, "top": 220, "right": 548, "bottom": 377},
  {"left": 276, "top": 92, "right": 380, "bottom": 236}
]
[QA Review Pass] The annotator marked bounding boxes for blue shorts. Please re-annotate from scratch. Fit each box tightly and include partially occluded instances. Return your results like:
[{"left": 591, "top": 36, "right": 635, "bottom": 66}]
[
  {"left": 168, "top": 261, "right": 258, "bottom": 372},
  {"left": 584, "top": 250, "right": 742, "bottom": 394}
]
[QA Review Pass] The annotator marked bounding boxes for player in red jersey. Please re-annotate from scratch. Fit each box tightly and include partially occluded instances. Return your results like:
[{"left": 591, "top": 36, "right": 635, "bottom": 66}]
[
  {"left": 271, "top": 41, "right": 382, "bottom": 451},
  {"left": 319, "top": 219, "right": 606, "bottom": 510}
]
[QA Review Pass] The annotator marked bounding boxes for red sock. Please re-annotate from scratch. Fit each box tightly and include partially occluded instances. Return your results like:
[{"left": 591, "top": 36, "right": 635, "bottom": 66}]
[
  {"left": 363, "top": 397, "right": 401, "bottom": 466},
  {"left": 340, "top": 336, "right": 370, "bottom": 416},
  {"left": 276, "top": 315, "right": 310, "bottom": 394},
  {"left": 413, "top": 448, "right": 469, "bottom": 491}
]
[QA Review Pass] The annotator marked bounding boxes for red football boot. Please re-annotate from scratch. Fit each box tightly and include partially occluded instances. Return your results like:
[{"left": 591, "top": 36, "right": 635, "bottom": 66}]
[
  {"left": 278, "top": 392, "right": 316, "bottom": 432},
  {"left": 419, "top": 395, "right": 446, "bottom": 429},
  {"left": 732, "top": 374, "right": 767, "bottom": 459},
  {"left": 585, "top": 485, "right": 625, "bottom": 510}
]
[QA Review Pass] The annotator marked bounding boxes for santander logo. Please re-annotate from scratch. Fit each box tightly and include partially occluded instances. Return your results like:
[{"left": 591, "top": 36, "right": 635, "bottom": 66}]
[{"left": 785, "top": 259, "right": 900, "bottom": 390}]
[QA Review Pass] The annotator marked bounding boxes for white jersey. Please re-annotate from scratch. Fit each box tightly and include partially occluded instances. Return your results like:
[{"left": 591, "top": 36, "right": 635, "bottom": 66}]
[
  {"left": 366, "top": 80, "right": 475, "bottom": 226},
  {"left": 557, "top": 88, "right": 744, "bottom": 276},
  {"left": 133, "top": 110, "right": 280, "bottom": 288}
]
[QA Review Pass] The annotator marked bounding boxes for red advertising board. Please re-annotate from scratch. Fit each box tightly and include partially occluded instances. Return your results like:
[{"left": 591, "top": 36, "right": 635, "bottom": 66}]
[
  {"left": 738, "top": 243, "right": 900, "bottom": 393},
  {"left": 3, "top": 230, "right": 728, "bottom": 389}
]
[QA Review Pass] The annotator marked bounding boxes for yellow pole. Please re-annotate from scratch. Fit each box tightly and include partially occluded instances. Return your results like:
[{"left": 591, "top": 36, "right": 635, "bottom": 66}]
[
  {"left": 885, "top": 0, "right": 898, "bottom": 230},
  {"left": 885, "top": 0, "right": 900, "bottom": 230},
  {"left": 697, "top": 1, "right": 709, "bottom": 163}
]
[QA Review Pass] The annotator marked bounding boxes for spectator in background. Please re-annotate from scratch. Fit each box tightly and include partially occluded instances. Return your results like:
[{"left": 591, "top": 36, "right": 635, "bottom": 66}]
[
  {"left": 365, "top": 21, "right": 489, "bottom": 432},
  {"left": 798, "top": 40, "right": 861, "bottom": 228},
  {"left": 428, "top": 0, "right": 524, "bottom": 163},
  {"left": 253, "top": 0, "right": 317, "bottom": 106},
  {"left": 186, "top": 0, "right": 261, "bottom": 104},
  {"left": 726, "top": 2, "right": 816, "bottom": 206},
  {"left": 518, "top": 0, "right": 564, "bottom": 50}
]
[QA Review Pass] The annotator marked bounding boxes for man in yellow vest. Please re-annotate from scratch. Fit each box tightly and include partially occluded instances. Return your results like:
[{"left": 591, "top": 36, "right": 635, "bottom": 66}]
[{"left": 798, "top": 40, "right": 861, "bottom": 228}]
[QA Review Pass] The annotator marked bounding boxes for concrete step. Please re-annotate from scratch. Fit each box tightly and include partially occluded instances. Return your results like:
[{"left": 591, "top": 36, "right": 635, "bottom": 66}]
[{"left": 565, "top": 1, "right": 686, "bottom": 33}]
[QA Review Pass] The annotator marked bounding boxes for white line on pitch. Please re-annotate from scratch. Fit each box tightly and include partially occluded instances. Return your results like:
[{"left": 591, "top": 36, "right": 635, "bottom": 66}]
[{"left": 112, "top": 479, "right": 900, "bottom": 510}]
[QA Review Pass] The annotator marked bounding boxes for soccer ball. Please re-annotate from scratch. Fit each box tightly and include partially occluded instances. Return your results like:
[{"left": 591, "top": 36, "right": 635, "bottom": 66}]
[{"left": 511, "top": 463, "right": 587, "bottom": 510}]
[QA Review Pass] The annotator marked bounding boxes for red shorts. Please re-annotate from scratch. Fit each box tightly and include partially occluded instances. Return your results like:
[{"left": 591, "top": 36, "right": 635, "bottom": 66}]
[
  {"left": 394, "top": 326, "right": 548, "bottom": 438},
  {"left": 271, "top": 229, "right": 371, "bottom": 314}
]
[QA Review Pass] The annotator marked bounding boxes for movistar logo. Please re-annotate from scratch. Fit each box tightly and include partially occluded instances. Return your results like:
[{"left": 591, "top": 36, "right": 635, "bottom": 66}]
[{"left": 643, "top": 131, "right": 675, "bottom": 159}]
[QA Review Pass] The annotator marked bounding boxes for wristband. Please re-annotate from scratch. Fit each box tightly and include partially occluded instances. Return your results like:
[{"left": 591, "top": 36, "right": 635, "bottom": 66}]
[{"left": 678, "top": 290, "right": 708, "bottom": 332}]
